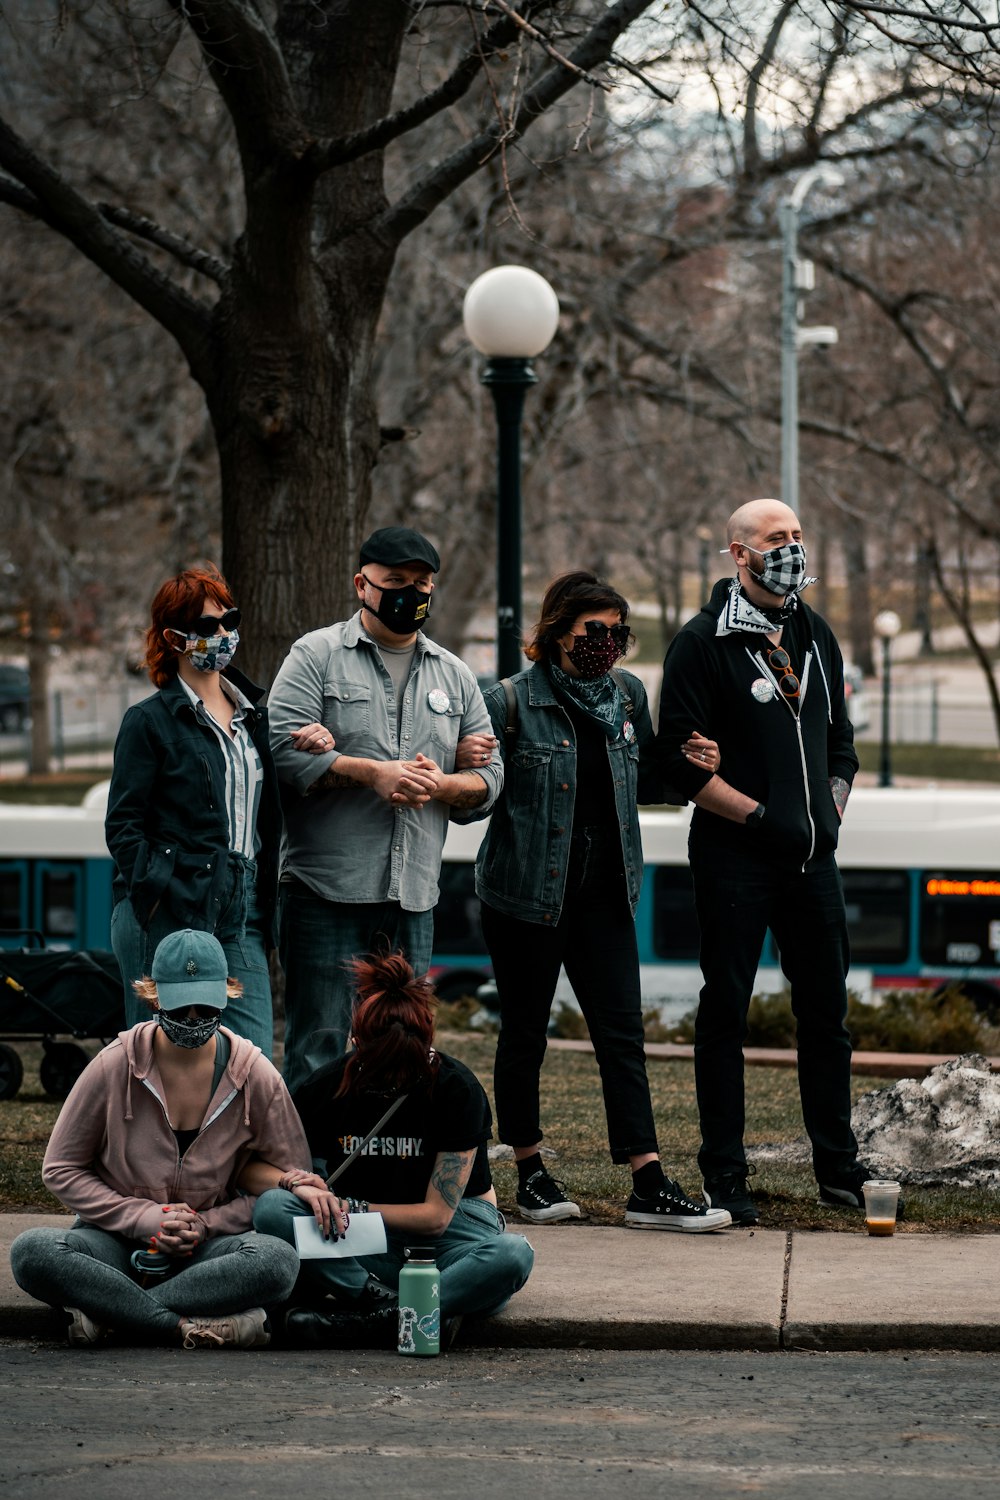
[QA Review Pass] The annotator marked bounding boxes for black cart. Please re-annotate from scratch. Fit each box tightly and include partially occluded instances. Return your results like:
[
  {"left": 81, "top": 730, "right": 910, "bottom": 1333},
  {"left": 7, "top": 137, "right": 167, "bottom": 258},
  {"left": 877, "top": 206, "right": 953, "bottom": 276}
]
[{"left": 0, "top": 934, "right": 125, "bottom": 1099}]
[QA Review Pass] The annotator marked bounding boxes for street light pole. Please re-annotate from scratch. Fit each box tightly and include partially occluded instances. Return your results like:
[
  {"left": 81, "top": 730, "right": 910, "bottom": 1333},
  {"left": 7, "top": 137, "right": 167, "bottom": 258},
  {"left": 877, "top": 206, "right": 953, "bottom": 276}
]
[
  {"left": 779, "top": 167, "right": 840, "bottom": 518},
  {"left": 874, "top": 610, "right": 901, "bottom": 788},
  {"left": 482, "top": 358, "right": 536, "bottom": 680},
  {"left": 779, "top": 196, "right": 801, "bottom": 516},
  {"left": 463, "top": 266, "right": 559, "bottom": 683}
]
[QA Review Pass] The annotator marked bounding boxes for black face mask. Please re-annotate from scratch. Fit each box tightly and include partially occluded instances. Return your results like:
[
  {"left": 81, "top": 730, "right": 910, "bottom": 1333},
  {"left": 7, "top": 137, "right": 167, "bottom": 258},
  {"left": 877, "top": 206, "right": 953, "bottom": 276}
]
[{"left": 361, "top": 575, "right": 433, "bottom": 635}]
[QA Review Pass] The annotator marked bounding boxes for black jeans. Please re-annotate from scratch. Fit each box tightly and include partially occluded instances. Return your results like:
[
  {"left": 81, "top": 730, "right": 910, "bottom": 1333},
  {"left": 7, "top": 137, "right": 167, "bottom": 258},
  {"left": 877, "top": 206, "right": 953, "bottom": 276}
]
[
  {"left": 482, "top": 827, "right": 659, "bottom": 1164},
  {"left": 690, "top": 848, "right": 858, "bottom": 1181}
]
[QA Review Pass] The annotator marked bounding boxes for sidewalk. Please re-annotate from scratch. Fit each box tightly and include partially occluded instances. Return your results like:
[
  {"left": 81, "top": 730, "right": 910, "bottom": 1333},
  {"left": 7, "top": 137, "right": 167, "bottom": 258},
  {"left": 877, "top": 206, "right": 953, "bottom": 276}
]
[{"left": 2, "top": 1213, "right": 997, "bottom": 1352}]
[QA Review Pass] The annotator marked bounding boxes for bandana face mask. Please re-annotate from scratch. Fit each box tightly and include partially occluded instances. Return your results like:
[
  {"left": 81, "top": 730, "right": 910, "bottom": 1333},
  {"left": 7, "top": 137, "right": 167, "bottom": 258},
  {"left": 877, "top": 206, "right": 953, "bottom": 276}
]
[
  {"left": 736, "top": 541, "right": 809, "bottom": 597},
  {"left": 157, "top": 1010, "right": 223, "bottom": 1049},
  {"left": 562, "top": 620, "right": 629, "bottom": 680},
  {"left": 166, "top": 628, "right": 240, "bottom": 673}
]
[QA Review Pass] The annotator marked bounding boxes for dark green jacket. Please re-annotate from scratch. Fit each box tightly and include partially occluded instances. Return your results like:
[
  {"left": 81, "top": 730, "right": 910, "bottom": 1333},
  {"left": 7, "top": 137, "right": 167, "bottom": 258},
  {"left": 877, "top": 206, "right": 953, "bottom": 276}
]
[{"left": 104, "top": 669, "right": 281, "bottom": 944}]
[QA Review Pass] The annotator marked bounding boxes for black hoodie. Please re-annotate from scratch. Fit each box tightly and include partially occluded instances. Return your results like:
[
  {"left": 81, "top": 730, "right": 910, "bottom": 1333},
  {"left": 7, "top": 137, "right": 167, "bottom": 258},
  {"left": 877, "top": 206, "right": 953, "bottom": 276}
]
[{"left": 655, "top": 577, "right": 859, "bottom": 869}]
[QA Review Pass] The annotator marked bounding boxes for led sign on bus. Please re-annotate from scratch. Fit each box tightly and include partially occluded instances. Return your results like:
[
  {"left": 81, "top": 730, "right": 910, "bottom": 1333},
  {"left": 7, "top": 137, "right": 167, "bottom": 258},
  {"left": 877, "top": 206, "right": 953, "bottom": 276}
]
[{"left": 925, "top": 877, "right": 1000, "bottom": 898}]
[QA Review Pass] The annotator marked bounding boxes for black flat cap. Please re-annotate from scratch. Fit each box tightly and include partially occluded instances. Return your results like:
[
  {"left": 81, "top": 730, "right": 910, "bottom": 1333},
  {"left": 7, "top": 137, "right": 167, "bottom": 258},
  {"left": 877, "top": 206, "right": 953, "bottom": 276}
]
[{"left": 359, "top": 527, "right": 441, "bottom": 573}]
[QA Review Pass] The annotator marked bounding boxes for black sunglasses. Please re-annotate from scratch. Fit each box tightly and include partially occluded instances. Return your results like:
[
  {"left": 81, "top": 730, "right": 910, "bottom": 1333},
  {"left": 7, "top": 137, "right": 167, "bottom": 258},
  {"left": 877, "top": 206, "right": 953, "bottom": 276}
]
[
  {"left": 577, "top": 620, "right": 631, "bottom": 649},
  {"left": 175, "top": 607, "right": 241, "bottom": 638},
  {"left": 767, "top": 646, "right": 800, "bottom": 699}
]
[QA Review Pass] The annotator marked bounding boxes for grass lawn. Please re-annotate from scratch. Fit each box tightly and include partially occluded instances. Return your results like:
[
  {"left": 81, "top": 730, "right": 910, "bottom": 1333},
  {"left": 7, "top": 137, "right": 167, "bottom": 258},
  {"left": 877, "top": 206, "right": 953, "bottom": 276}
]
[
  {"left": 854, "top": 742, "right": 1000, "bottom": 782},
  {"left": 0, "top": 771, "right": 110, "bottom": 805},
  {"left": 3, "top": 1034, "right": 995, "bottom": 1234}
]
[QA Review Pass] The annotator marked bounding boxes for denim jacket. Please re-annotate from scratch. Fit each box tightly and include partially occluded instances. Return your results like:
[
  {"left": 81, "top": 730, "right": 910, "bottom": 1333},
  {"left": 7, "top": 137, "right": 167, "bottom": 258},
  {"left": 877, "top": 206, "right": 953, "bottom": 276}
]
[{"left": 473, "top": 663, "right": 663, "bottom": 925}]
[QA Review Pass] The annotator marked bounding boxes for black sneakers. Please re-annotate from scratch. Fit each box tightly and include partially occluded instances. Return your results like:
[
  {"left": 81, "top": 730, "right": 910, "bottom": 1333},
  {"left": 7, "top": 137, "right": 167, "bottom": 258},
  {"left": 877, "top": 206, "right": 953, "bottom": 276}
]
[
  {"left": 625, "top": 1178, "right": 732, "bottom": 1233},
  {"left": 818, "top": 1163, "right": 906, "bottom": 1218},
  {"left": 516, "top": 1168, "right": 583, "bottom": 1223},
  {"left": 703, "top": 1173, "right": 760, "bottom": 1227},
  {"left": 283, "top": 1304, "right": 397, "bottom": 1349}
]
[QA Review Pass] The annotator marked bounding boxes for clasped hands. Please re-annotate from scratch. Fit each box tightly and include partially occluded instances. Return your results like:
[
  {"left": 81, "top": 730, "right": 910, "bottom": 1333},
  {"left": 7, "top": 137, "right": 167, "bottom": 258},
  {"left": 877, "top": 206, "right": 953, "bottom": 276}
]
[{"left": 153, "top": 1202, "right": 208, "bottom": 1258}]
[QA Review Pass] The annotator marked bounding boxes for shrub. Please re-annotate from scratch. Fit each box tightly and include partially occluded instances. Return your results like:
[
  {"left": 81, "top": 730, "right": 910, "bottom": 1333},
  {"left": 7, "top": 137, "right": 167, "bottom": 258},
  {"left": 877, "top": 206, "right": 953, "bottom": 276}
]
[
  {"left": 549, "top": 1002, "right": 591, "bottom": 1040},
  {"left": 661, "top": 986, "right": 1000, "bottom": 1053}
]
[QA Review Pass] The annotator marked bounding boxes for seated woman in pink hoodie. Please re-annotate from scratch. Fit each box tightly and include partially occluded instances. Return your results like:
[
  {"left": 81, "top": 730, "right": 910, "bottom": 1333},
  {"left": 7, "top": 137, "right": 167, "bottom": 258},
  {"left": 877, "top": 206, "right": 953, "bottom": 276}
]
[{"left": 10, "top": 929, "right": 310, "bottom": 1349}]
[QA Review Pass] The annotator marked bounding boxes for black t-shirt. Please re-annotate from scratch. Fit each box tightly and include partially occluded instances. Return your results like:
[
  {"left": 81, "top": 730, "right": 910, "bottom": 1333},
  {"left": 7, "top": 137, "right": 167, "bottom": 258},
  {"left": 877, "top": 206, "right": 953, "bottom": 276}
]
[
  {"left": 291, "top": 1052, "right": 493, "bottom": 1204},
  {"left": 561, "top": 696, "right": 619, "bottom": 835}
]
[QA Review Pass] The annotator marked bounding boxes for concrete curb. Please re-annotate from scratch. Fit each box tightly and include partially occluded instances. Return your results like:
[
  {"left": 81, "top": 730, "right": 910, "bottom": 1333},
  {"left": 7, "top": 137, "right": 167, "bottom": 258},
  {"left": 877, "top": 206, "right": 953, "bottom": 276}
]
[{"left": 2, "top": 1216, "right": 997, "bottom": 1353}]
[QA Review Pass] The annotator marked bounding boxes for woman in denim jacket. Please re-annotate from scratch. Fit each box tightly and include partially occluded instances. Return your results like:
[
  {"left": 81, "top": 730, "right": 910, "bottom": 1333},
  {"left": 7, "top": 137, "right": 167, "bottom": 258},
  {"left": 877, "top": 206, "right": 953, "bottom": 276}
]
[{"left": 459, "top": 572, "right": 731, "bottom": 1233}]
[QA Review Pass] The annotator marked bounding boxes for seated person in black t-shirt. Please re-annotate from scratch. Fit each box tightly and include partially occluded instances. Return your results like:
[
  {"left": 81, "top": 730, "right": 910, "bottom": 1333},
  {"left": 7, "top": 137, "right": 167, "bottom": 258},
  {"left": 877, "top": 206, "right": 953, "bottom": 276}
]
[{"left": 250, "top": 952, "right": 534, "bottom": 1344}]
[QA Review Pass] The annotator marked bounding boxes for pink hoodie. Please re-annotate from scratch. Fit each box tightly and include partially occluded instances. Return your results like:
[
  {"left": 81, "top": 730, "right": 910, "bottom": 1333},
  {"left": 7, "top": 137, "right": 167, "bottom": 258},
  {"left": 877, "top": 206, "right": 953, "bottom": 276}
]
[{"left": 42, "top": 1022, "right": 311, "bottom": 1242}]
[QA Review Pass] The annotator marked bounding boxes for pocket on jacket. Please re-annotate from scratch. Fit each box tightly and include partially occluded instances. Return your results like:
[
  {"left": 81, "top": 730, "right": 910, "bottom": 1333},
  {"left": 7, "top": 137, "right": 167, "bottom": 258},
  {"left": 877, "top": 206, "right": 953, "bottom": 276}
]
[
  {"left": 131, "top": 844, "right": 178, "bottom": 927},
  {"left": 809, "top": 775, "right": 842, "bottom": 856},
  {"left": 429, "top": 702, "right": 464, "bottom": 757},
  {"left": 322, "top": 682, "right": 373, "bottom": 738}
]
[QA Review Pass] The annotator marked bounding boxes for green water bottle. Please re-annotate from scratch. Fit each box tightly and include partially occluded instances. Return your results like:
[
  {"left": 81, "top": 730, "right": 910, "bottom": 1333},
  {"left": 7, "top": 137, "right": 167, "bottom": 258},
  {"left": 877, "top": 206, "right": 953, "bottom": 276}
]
[{"left": 397, "top": 1245, "right": 440, "bottom": 1357}]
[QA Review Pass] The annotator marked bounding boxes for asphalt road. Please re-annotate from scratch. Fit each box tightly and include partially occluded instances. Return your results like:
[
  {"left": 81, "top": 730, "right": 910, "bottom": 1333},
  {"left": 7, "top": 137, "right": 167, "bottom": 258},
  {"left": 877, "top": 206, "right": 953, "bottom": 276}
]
[{"left": 0, "top": 1345, "right": 997, "bottom": 1498}]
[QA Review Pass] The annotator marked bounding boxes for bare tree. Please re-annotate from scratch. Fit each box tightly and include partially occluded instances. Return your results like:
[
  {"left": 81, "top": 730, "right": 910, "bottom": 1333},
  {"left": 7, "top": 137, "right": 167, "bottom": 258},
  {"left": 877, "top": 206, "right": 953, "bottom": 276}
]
[{"left": 0, "top": 0, "right": 663, "bottom": 681}]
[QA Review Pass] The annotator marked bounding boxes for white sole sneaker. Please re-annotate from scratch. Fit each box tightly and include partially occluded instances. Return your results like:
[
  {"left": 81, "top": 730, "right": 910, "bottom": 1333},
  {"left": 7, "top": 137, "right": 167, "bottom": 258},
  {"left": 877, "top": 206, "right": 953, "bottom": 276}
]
[
  {"left": 517, "top": 1200, "right": 583, "bottom": 1224},
  {"left": 66, "top": 1307, "right": 105, "bottom": 1346},
  {"left": 625, "top": 1206, "right": 733, "bottom": 1233}
]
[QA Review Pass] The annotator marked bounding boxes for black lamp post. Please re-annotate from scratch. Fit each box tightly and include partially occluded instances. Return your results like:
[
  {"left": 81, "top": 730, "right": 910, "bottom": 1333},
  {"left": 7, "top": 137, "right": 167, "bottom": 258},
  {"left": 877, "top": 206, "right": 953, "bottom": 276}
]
[
  {"left": 874, "top": 609, "right": 901, "bottom": 788},
  {"left": 463, "top": 266, "right": 559, "bottom": 682}
]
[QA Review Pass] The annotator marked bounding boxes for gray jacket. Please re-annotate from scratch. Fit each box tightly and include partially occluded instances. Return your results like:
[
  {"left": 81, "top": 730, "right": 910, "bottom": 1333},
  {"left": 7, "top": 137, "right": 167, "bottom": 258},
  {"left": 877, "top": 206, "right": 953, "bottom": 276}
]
[{"left": 268, "top": 613, "right": 502, "bottom": 911}]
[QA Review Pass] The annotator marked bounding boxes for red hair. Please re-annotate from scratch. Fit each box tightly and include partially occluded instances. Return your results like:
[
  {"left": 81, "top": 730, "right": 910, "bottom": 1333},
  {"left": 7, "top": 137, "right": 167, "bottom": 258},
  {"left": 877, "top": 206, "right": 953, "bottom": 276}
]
[
  {"left": 337, "top": 952, "right": 439, "bottom": 1098},
  {"left": 143, "top": 564, "right": 235, "bottom": 687}
]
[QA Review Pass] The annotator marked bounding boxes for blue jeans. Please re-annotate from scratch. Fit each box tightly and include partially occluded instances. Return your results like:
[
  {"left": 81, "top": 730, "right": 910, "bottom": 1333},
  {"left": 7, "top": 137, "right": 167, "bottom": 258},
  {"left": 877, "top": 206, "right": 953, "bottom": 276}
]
[
  {"left": 690, "top": 849, "right": 859, "bottom": 1181},
  {"left": 110, "top": 854, "right": 273, "bottom": 1057},
  {"left": 253, "top": 1189, "right": 534, "bottom": 1318},
  {"left": 10, "top": 1222, "right": 299, "bottom": 1337},
  {"left": 278, "top": 880, "right": 434, "bottom": 1094}
]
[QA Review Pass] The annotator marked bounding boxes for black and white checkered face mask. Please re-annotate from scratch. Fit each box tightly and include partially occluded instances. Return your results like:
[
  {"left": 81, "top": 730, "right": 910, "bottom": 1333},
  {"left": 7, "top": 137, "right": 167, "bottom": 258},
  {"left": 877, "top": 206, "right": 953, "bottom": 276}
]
[{"left": 734, "top": 540, "right": 812, "bottom": 597}]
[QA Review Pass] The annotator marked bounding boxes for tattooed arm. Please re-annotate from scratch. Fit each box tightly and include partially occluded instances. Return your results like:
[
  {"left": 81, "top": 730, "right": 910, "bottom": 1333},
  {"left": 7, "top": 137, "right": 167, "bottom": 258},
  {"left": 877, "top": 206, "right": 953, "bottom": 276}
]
[
  {"left": 829, "top": 776, "right": 851, "bottom": 821},
  {"left": 367, "top": 1149, "right": 494, "bottom": 1237}
]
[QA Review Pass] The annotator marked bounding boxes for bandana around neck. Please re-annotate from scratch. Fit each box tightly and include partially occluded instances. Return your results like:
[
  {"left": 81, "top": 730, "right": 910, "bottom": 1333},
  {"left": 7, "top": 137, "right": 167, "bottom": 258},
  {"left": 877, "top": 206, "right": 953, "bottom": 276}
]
[
  {"left": 549, "top": 661, "right": 622, "bottom": 737},
  {"left": 715, "top": 578, "right": 813, "bottom": 638}
]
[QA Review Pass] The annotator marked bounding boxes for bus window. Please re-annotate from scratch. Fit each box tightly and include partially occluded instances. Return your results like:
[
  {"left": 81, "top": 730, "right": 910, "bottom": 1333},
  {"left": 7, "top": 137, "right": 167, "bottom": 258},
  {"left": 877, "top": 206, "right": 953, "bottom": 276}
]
[
  {"left": 920, "top": 871, "right": 1000, "bottom": 968},
  {"left": 0, "top": 864, "right": 27, "bottom": 935},
  {"left": 37, "top": 865, "right": 81, "bottom": 947},
  {"left": 651, "top": 866, "right": 701, "bottom": 961},
  {"left": 840, "top": 869, "right": 910, "bottom": 963},
  {"left": 433, "top": 862, "right": 484, "bottom": 955}
]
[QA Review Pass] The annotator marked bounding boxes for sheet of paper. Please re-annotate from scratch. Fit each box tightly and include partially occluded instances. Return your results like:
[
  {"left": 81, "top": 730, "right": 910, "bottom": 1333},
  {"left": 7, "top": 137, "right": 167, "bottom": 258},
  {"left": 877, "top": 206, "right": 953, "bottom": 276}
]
[{"left": 293, "top": 1211, "right": 387, "bottom": 1260}]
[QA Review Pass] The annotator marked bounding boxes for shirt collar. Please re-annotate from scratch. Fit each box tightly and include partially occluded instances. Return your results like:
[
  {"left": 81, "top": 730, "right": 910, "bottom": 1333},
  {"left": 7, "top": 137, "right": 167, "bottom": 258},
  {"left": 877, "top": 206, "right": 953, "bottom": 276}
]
[
  {"left": 345, "top": 609, "right": 443, "bottom": 657},
  {"left": 176, "top": 674, "right": 250, "bottom": 716}
]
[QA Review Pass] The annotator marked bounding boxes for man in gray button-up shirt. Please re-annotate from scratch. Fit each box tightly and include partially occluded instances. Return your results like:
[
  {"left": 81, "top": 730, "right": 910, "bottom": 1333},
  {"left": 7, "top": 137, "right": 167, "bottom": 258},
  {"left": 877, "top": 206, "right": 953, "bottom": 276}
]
[{"left": 268, "top": 527, "right": 502, "bottom": 1091}]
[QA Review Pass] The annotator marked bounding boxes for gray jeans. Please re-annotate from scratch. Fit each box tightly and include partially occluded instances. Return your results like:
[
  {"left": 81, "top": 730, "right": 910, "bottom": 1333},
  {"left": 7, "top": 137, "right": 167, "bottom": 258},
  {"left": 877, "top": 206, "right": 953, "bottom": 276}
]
[{"left": 10, "top": 1222, "right": 299, "bottom": 1337}]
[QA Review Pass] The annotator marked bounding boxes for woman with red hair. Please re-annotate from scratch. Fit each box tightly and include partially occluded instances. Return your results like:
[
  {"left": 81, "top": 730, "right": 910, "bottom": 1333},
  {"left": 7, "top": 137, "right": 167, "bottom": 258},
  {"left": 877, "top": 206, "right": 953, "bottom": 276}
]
[
  {"left": 251, "top": 951, "right": 534, "bottom": 1346},
  {"left": 106, "top": 565, "right": 295, "bottom": 1056}
]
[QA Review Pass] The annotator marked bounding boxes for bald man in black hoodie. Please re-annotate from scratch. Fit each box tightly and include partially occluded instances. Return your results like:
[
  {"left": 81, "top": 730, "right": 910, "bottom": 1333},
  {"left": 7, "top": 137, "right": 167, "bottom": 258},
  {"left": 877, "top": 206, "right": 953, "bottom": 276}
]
[{"left": 657, "top": 498, "right": 882, "bottom": 1227}]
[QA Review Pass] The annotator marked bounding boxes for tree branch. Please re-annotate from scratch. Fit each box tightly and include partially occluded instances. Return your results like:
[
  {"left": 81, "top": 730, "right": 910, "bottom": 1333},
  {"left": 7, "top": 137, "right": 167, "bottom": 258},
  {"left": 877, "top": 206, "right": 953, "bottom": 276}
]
[
  {"left": 743, "top": 0, "right": 796, "bottom": 177},
  {"left": 166, "top": 0, "right": 308, "bottom": 166},
  {"left": 97, "top": 204, "right": 229, "bottom": 285},
  {"left": 379, "top": 0, "right": 658, "bottom": 247},
  {"left": 306, "top": 1, "right": 558, "bottom": 172},
  {"left": 0, "top": 115, "right": 214, "bottom": 381},
  {"left": 840, "top": 1, "right": 1000, "bottom": 35}
]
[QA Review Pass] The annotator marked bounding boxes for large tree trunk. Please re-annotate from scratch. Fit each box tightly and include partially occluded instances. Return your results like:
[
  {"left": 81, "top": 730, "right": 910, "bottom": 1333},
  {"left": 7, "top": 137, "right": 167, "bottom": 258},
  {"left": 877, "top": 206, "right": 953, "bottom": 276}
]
[
  {"left": 210, "top": 247, "right": 394, "bottom": 686},
  {"left": 206, "top": 0, "right": 408, "bottom": 687}
]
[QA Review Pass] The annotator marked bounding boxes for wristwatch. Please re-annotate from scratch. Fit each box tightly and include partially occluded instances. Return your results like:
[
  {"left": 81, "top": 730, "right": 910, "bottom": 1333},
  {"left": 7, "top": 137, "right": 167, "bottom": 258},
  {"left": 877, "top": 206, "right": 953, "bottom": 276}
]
[{"left": 745, "top": 802, "right": 765, "bottom": 828}]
